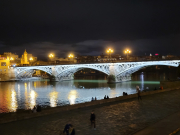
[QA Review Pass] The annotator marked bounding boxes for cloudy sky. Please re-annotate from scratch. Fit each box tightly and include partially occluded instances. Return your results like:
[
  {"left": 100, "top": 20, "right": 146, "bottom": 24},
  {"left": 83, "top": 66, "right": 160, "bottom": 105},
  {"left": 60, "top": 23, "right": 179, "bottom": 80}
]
[{"left": 0, "top": 1, "right": 180, "bottom": 59}]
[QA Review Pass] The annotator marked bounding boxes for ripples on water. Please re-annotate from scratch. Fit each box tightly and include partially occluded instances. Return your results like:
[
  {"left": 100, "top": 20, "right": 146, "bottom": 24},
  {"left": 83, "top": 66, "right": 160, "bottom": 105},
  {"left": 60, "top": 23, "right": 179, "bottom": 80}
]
[{"left": 0, "top": 71, "right": 177, "bottom": 113}]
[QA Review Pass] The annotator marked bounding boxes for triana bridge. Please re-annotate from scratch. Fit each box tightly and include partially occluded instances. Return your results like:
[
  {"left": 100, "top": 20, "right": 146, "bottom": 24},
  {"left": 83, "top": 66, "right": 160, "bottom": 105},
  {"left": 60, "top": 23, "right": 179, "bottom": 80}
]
[{"left": 12, "top": 60, "right": 180, "bottom": 82}]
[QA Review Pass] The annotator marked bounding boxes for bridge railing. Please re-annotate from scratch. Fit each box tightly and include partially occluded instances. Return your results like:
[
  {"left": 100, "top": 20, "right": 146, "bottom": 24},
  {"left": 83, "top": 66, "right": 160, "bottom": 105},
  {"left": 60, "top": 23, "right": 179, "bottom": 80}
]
[{"left": 12, "top": 59, "right": 180, "bottom": 67}]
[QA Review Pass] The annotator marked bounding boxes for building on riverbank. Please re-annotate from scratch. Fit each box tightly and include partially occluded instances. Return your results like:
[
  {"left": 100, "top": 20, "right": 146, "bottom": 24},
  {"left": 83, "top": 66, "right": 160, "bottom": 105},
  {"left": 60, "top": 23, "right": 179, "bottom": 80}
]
[
  {"left": 0, "top": 56, "right": 15, "bottom": 81},
  {"left": 21, "top": 50, "right": 37, "bottom": 66}
]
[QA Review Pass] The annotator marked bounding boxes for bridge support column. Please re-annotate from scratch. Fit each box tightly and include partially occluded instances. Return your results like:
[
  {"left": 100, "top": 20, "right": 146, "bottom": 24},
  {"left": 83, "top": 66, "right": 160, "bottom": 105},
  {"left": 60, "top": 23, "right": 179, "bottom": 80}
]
[
  {"left": 108, "top": 64, "right": 132, "bottom": 83},
  {"left": 108, "top": 64, "right": 118, "bottom": 83}
]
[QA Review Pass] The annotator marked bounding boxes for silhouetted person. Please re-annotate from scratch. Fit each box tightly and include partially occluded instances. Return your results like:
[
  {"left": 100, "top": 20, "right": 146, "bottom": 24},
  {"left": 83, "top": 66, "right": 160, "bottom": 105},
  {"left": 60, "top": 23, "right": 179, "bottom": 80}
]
[
  {"left": 32, "top": 106, "right": 37, "bottom": 113},
  {"left": 68, "top": 124, "right": 75, "bottom": 135},
  {"left": 107, "top": 95, "right": 109, "bottom": 99},
  {"left": 136, "top": 86, "right": 142, "bottom": 100},
  {"left": 91, "top": 97, "right": 94, "bottom": 101},
  {"left": 123, "top": 92, "right": 128, "bottom": 96},
  {"left": 90, "top": 110, "right": 96, "bottom": 130},
  {"left": 63, "top": 123, "right": 72, "bottom": 135},
  {"left": 37, "top": 105, "right": 41, "bottom": 112},
  {"left": 104, "top": 95, "right": 107, "bottom": 99},
  {"left": 95, "top": 97, "right": 97, "bottom": 101}
]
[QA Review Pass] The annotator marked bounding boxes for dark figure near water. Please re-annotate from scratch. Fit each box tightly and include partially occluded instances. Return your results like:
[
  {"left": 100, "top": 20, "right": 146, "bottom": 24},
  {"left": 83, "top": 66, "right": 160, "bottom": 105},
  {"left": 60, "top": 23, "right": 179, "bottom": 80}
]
[
  {"left": 63, "top": 123, "right": 75, "bottom": 135},
  {"left": 91, "top": 97, "right": 94, "bottom": 101},
  {"left": 95, "top": 97, "right": 97, "bottom": 101},
  {"left": 68, "top": 125, "right": 75, "bottom": 135},
  {"left": 36, "top": 105, "right": 41, "bottom": 112},
  {"left": 107, "top": 95, "right": 109, "bottom": 99},
  {"left": 90, "top": 110, "right": 96, "bottom": 130},
  {"left": 32, "top": 106, "right": 37, "bottom": 113},
  {"left": 136, "top": 86, "right": 142, "bottom": 100},
  {"left": 104, "top": 95, "right": 107, "bottom": 99},
  {"left": 123, "top": 92, "right": 128, "bottom": 96}
]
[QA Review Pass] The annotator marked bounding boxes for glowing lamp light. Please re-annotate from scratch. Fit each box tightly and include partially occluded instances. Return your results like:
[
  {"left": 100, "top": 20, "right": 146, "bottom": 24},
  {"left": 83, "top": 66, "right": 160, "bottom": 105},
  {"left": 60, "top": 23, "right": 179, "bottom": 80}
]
[
  {"left": 125, "top": 49, "right": 131, "bottom": 54},
  {"left": 106, "top": 48, "right": 113, "bottom": 53},
  {"left": 29, "top": 57, "right": 33, "bottom": 61},
  {"left": 49, "top": 54, "right": 54, "bottom": 58},
  {"left": 10, "top": 57, "right": 14, "bottom": 60},
  {"left": 69, "top": 54, "right": 74, "bottom": 58}
]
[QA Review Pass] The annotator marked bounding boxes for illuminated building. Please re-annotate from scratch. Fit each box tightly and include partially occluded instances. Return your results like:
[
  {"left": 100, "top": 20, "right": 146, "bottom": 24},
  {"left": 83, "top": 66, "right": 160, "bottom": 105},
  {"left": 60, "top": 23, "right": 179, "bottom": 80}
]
[
  {"left": 0, "top": 56, "right": 11, "bottom": 81},
  {"left": 21, "top": 50, "right": 37, "bottom": 66}
]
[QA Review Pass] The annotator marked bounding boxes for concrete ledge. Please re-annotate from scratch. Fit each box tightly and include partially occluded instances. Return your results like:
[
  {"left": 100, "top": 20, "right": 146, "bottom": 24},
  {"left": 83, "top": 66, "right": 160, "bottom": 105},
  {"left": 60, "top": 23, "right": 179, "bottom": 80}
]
[
  {"left": 161, "top": 80, "right": 180, "bottom": 89},
  {"left": 0, "top": 87, "right": 180, "bottom": 124}
]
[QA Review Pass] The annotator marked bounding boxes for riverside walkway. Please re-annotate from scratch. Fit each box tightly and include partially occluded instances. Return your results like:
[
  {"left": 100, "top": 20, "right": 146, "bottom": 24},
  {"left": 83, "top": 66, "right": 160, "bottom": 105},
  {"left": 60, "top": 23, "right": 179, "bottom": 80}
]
[{"left": 1, "top": 89, "right": 180, "bottom": 135}]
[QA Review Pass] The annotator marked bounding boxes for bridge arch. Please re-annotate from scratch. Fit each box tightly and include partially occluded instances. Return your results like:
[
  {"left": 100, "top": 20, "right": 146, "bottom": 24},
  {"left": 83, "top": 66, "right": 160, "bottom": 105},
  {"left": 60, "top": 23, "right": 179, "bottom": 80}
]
[
  {"left": 55, "top": 64, "right": 110, "bottom": 81},
  {"left": 15, "top": 66, "right": 53, "bottom": 79},
  {"left": 114, "top": 61, "right": 180, "bottom": 82}
]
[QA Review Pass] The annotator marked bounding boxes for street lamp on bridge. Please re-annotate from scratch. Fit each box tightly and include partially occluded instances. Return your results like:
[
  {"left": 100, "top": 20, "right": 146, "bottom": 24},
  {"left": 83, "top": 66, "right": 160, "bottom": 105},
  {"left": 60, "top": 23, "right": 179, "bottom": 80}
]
[
  {"left": 125, "top": 49, "right": 131, "bottom": 60},
  {"left": 69, "top": 54, "right": 74, "bottom": 63},
  {"left": 106, "top": 48, "right": 113, "bottom": 58},
  {"left": 49, "top": 54, "right": 54, "bottom": 58}
]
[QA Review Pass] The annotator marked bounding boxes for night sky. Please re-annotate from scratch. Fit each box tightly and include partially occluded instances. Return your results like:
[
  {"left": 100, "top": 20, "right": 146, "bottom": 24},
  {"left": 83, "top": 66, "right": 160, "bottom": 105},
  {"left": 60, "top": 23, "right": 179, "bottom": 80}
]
[{"left": 0, "top": 1, "right": 180, "bottom": 59}]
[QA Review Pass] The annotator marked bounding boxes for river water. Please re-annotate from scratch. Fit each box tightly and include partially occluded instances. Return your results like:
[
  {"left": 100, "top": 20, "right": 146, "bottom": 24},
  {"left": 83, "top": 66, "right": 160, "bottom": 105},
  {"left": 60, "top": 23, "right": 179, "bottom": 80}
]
[{"left": 0, "top": 70, "right": 178, "bottom": 113}]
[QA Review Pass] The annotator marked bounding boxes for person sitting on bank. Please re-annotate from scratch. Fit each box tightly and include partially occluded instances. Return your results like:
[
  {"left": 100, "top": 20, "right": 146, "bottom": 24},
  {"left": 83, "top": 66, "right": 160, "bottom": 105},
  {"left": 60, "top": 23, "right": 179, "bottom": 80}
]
[
  {"left": 91, "top": 97, "right": 94, "bottom": 101},
  {"left": 32, "top": 106, "right": 37, "bottom": 113},
  {"left": 123, "top": 92, "right": 128, "bottom": 96},
  {"left": 107, "top": 95, "right": 109, "bottom": 99},
  {"left": 104, "top": 95, "right": 107, "bottom": 99},
  {"left": 95, "top": 97, "right": 97, "bottom": 101},
  {"left": 36, "top": 105, "right": 41, "bottom": 112}
]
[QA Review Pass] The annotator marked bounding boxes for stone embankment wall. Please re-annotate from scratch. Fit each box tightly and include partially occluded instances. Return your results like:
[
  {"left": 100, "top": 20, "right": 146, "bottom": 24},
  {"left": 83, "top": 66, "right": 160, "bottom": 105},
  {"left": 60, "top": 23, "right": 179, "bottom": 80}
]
[
  {"left": 1, "top": 87, "right": 180, "bottom": 124},
  {"left": 160, "top": 80, "right": 180, "bottom": 89}
]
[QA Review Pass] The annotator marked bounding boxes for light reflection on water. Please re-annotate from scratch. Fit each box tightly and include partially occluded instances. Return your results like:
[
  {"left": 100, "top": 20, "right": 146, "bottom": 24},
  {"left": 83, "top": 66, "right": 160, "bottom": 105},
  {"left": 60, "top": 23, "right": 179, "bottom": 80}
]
[
  {"left": 29, "top": 90, "right": 38, "bottom": 109},
  {"left": 49, "top": 90, "right": 58, "bottom": 107},
  {"left": 68, "top": 90, "right": 78, "bottom": 105},
  {"left": 0, "top": 71, "right": 177, "bottom": 113},
  {"left": 10, "top": 89, "right": 18, "bottom": 112},
  {"left": 0, "top": 80, "right": 160, "bottom": 113}
]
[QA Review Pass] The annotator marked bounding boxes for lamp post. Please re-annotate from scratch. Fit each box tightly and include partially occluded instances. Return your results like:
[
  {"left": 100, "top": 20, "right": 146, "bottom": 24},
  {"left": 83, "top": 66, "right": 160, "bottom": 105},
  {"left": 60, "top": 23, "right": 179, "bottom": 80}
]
[
  {"left": 68, "top": 54, "right": 74, "bottom": 63},
  {"left": 106, "top": 49, "right": 113, "bottom": 62},
  {"left": 29, "top": 57, "right": 33, "bottom": 66},
  {"left": 49, "top": 54, "right": 54, "bottom": 58},
  {"left": 48, "top": 53, "right": 54, "bottom": 64},
  {"left": 125, "top": 49, "right": 131, "bottom": 60}
]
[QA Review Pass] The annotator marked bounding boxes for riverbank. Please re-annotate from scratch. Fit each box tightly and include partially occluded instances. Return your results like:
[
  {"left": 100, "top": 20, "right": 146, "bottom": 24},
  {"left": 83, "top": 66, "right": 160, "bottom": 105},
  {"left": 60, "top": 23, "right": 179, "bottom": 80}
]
[
  {"left": 1, "top": 86, "right": 180, "bottom": 124},
  {"left": 1, "top": 86, "right": 180, "bottom": 135}
]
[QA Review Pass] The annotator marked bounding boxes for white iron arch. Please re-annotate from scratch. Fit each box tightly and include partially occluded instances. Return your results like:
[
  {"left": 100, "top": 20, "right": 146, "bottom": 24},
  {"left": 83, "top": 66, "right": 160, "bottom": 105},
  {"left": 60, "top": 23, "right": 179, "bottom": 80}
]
[{"left": 14, "top": 60, "right": 180, "bottom": 82}]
